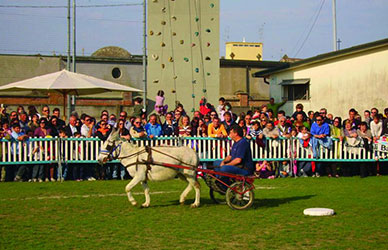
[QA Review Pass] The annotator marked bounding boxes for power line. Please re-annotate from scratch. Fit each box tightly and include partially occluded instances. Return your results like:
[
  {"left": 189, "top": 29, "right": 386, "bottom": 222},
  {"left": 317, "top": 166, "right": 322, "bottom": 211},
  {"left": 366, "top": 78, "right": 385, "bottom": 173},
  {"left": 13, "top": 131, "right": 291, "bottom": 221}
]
[
  {"left": 294, "top": 0, "right": 326, "bottom": 57},
  {"left": 0, "top": 3, "right": 142, "bottom": 8},
  {"left": 0, "top": 11, "right": 142, "bottom": 23}
]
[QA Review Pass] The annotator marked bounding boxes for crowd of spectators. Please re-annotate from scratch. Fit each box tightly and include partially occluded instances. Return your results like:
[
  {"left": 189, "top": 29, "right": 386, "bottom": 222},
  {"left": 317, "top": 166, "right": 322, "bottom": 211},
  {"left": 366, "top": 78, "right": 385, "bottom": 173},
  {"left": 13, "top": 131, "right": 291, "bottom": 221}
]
[{"left": 1, "top": 96, "right": 387, "bottom": 182}]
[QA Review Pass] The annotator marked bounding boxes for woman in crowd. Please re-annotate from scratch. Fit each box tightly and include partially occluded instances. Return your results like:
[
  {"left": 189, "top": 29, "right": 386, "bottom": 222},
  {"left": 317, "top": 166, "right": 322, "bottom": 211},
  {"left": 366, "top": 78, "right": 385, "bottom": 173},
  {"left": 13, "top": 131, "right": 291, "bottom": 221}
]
[
  {"left": 33, "top": 118, "right": 54, "bottom": 182},
  {"left": 178, "top": 116, "right": 192, "bottom": 137}
]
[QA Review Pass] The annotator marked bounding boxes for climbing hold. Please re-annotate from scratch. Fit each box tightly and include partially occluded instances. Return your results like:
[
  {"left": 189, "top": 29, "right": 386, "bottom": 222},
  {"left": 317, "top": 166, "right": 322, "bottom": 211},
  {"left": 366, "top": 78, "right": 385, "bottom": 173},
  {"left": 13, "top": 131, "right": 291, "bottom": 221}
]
[
  {"left": 161, "top": 7, "right": 166, "bottom": 13},
  {"left": 168, "top": 57, "right": 174, "bottom": 62},
  {"left": 206, "top": 42, "right": 211, "bottom": 47},
  {"left": 149, "top": 30, "right": 154, "bottom": 36},
  {"left": 195, "top": 17, "right": 199, "bottom": 22},
  {"left": 161, "top": 21, "right": 166, "bottom": 25},
  {"left": 205, "top": 56, "right": 211, "bottom": 60},
  {"left": 180, "top": 40, "right": 184, "bottom": 44},
  {"left": 153, "top": 79, "right": 159, "bottom": 83},
  {"left": 205, "top": 29, "right": 211, "bottom": 33},
  {"left": 195, "top": 68, "right": 199, "bottom": 73},
  {"left": 192, "top": 94, "right": 195, "bottom": 98},
  {"left": 195, "top": 32, "right": 199, "bottom": 36},
  {"left": 191, "top": 43, "right": 196, "bottom": 47},
  {"left": 156, "top": 32, "right": 162, "bottom": 36},
  {"left": 161, "top": 64, "right": 165, "bottom": 69},
  {"left": 152, "top": 0, "right": 158, "bottom": 2},
  {"left": 210, "top": 17, "right": 214, "bottom": 21},
  {"left": 191, "top": 108, "right": 195, "bottom": 112},
  {"left": 202, "top": 89, "right": 207, "bottom": 93},
  {"left": 171, "top": 16, "right": 177, "bottom": 21},
  {"left": 192, "top": 80, "right": 197, "bottom": 84},
  {"left": 210, "top": 3, "right": 215, "bottom": 8},
  {"left": 172, "top": 89, "right": 176, "bottom": 93},
  {"left": 184, "top": 57, "right": 189, "bottom": 62},
  {"left": 173, "top": 75, "right": 178, "bottom": 79},
  {"left": 172, "top": 32, "right": 176, "bottom": 36},
  {"left": 207, "top": 72, "right": 211, "bottom": 76},
  {"left": 152, "top": 54, "right": 159, "bottom": 60},
  {"left": 161, "top": 42, "right": 166, "bottom": 47}
]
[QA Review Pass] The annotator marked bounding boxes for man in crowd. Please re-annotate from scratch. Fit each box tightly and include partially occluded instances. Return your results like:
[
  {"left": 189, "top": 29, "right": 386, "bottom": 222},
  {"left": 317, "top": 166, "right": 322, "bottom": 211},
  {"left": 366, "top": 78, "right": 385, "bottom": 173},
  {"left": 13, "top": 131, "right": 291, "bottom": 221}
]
[
  {"left": 267, "top": 97, "right": 287, "bottom": 117},
  {"left": 162, "top": 112, "right": 177, "bottom": 136},
  {"left": 208, "top": 117, "right": 227, "bottom": 138},
  {"left": 11, "top": 123, "right": 29, "bottom": 181},
  {"left": 119, "top": 111, "right": 131, "bottom": 131},
  {"left": 52, "top": 108, "right": 66, "bottom": 128},
  {"left": 41, "top": 105, "right": 50, "bottom": 119},
  {"left": 130, "top": 117, "right": 147, "bottom": 138},
  {"left": 343, "top": 108, "right": 361, "bottom": 129},
  {"left": 65, "top": 115, "right": 80, "bottom": 137},
  {"left": 19, "top": 111, "right": 30, "bottom": 133},
  {"left": 145, "top": 114, "right": 162, "bottom": 138},
  {"left": 310, "top": 115, "right": 332, "bottom": 158},
  {"left": 319, "top": 108, "right": 331, "bottom": 124}
]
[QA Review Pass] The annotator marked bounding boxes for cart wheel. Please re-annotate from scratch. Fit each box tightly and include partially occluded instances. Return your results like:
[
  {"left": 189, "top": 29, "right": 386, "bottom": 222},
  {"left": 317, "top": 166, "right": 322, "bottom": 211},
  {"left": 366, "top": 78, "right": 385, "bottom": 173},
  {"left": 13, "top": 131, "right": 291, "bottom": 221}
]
[
  {"left": 226, "top": 182, "right": 254, "bottom": 210},
  {"left": 209, "top": 188, "right": 226, "bottom": 204}
]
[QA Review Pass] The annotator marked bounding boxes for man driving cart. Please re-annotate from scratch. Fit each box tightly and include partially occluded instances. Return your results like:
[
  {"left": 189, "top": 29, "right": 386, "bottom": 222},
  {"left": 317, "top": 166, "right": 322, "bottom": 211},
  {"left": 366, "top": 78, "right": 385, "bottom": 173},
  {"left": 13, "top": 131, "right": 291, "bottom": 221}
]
[{"left": 214, "top": 125, "right": 255, "bottom": 184}]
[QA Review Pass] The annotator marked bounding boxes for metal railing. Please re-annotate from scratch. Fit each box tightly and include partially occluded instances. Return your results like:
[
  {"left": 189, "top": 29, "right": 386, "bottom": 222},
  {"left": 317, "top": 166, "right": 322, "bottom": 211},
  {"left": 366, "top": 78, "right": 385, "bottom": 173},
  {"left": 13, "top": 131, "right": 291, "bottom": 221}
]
[{"left": 0, "top": 136, "right": 387, "bottom": 165}]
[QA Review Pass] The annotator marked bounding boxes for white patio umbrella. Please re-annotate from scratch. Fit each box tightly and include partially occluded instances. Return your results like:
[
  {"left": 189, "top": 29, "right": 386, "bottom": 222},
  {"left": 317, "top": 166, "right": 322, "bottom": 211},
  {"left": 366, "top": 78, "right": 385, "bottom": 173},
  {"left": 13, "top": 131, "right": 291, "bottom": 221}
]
[{"left": 0, "top": 69, "right": 143, "bottom": 117}]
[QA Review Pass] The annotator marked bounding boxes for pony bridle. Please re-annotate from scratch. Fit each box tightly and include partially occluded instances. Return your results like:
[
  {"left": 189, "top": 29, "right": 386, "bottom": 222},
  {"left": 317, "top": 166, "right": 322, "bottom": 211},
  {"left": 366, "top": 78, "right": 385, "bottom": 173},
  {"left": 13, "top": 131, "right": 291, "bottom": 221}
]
[{"left": 100, "top": 139, "right": 122, "bottom": 162}]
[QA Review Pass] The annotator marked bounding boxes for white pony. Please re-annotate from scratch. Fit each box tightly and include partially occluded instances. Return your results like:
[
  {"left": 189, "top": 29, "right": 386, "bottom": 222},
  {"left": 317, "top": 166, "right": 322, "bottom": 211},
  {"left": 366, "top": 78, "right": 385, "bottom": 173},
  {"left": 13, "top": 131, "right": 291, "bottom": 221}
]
[{"left": 98, "top": 129, "right": 201, "bottom": 208}]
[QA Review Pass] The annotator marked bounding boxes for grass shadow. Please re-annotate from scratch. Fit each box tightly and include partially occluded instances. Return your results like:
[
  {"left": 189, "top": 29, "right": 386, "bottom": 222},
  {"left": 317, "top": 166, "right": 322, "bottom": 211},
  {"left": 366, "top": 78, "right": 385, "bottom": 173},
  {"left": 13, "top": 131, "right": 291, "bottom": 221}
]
[{"left": 252, "top": 195, "right": 316, "bottom": 209}]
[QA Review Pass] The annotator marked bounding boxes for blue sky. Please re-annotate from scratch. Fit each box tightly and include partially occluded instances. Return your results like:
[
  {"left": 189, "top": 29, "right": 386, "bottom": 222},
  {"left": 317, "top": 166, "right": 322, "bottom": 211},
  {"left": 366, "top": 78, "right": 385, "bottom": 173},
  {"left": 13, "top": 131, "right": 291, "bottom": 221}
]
[{"left": 0, "top": 0, "right": 387, "bottom": 60}]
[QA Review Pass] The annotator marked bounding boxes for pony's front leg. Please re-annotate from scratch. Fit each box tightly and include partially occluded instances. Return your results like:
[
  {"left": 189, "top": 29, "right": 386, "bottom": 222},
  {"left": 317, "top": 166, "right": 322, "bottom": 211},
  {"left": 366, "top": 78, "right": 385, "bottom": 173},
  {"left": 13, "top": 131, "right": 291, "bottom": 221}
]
[
  {"left": 125, "top": 176, "right": 142, "bottom": 206},
  {"left": 141, "top": 181, "right": 150, "bottom": 208}
]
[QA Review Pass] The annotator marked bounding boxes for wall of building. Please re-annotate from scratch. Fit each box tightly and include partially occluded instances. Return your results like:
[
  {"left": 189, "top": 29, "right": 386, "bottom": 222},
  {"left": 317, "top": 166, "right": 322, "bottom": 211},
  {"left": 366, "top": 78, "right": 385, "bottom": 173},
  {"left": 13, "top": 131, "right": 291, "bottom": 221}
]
[
  {"left": 147, "top": 0, "right": 220, "bottom": 114},
  {"left": 269, "top": 46, "right": 388, "bottom": 118}
]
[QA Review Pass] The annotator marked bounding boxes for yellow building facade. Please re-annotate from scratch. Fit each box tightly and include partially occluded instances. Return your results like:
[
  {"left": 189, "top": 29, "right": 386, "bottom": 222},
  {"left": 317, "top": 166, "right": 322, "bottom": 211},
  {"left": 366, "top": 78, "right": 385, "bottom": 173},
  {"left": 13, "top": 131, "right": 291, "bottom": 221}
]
[{"left": 225, "top": 42, "right": 263, "bottom": 61}]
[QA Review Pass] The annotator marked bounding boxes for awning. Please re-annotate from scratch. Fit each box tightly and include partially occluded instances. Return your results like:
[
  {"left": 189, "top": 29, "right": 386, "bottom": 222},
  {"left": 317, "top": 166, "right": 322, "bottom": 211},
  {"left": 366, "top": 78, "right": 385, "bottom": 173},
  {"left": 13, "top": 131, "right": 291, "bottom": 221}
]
[{"left": 279, "top": 78, "right": 310, "bottom": 85}]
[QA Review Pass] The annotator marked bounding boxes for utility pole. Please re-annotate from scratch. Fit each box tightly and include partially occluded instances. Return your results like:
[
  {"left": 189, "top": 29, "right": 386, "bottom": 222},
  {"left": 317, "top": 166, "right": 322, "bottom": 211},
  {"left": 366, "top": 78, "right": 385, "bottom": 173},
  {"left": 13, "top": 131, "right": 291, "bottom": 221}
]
[
  {"left": 142, "top": 0, "right": 147, "bottom": 111},
  {"left": 332, "top": 0, "right": 338, "bottom": 51},
  {"left": 67, "top": 0, "right": 71, "bottom": 119},
  {"left": 72, "top": 0, "right": 76, "bottom": 73}
]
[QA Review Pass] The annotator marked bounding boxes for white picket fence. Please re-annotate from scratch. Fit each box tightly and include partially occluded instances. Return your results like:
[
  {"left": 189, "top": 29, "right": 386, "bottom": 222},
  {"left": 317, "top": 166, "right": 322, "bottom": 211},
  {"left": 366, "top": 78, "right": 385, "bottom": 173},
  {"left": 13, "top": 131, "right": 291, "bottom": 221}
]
[{"left": 0, "top": 136, "right": 387, "bottom": 165}]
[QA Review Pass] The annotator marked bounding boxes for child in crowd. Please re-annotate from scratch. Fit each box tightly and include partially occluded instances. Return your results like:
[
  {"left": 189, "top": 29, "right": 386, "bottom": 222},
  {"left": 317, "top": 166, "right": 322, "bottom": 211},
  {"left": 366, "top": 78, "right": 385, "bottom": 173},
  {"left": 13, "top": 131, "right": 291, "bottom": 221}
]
[
  {"left": 246, "top": 121, "right": 263, "bottom": 140},
  {"left": 132, "top": 97, "right": 145, "bottom": 118},
  {"left": 278, "top": 161, "right": 290, "bottom": 178},
  {"left": 154, "top": 90, "right": 168, "bottom": 116},
  {"left": 255, "top": 160, "right": 275, "bottom": 179},
  {"left": 297, "top": 126, "right": 311, "bottom": 148},
  {"left": 217, "top": 97, "right": 225, "bottom": 118}
]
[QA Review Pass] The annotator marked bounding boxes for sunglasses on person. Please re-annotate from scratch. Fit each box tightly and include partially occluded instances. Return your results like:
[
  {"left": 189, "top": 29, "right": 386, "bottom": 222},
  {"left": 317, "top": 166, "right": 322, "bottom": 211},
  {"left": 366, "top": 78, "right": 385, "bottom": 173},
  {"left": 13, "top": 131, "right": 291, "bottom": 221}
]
[
  {"left": 85, "top": 119, "right": 91, "bottom": 122},
  {"left": 100, "top": 123, "right": 106, "bottom": 126},
  {"left": 134, "top": 121, "right": 141, "bottom": 124},
  {"left": 119, "top": 123, "right": 124, "bottom": 125},
  {"left": 316, "top": 119, "right": 322, "bottom": 122},
  {"left": 43, "top": 109, "right": 49, "bottom": 112}
]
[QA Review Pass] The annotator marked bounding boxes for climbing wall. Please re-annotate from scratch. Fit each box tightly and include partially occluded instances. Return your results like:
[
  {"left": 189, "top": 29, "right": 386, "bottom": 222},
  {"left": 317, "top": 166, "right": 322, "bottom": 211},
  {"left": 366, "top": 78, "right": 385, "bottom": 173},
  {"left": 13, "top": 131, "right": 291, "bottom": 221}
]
[{"left": 147, "top": 0, "right": 220, "bottom": 114}]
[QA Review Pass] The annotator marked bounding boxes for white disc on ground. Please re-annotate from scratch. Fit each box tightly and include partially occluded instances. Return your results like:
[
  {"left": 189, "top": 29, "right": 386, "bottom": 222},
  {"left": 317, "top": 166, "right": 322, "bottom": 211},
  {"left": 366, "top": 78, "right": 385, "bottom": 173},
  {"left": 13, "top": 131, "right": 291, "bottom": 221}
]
[{"left": 303, "top": 208, "right": 335, "bottom": 216}]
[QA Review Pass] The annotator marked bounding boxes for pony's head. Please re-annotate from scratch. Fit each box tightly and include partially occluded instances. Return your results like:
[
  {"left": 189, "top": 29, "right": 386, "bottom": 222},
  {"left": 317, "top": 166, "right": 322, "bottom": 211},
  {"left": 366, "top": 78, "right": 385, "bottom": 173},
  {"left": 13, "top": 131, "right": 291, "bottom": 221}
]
[{"left": 98, "top": 128, "right": 121, "bottom": 165}]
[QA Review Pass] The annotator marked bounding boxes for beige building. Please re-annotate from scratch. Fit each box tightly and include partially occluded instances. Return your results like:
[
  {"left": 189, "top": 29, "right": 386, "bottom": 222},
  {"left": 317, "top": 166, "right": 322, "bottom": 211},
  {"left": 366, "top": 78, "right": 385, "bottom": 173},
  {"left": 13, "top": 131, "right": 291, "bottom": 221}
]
[
  {"left": 254, "top": 38, "right": 388, "bottom": 118},
  {"left": 225, "top": 42, "right": 263, "bottom": 61}
]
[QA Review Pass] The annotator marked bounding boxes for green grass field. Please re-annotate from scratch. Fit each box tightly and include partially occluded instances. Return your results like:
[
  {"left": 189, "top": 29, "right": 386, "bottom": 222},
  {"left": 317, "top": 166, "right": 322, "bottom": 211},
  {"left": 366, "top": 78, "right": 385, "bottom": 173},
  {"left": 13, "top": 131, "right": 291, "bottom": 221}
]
[{"left": 1, "top": 176, "right": 388, "bottom": 249}]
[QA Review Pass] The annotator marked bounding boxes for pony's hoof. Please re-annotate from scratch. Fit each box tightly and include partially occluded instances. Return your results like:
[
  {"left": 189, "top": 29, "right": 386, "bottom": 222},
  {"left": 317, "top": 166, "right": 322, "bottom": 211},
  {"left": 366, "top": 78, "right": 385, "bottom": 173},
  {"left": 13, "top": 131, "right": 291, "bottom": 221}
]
[
  {"left": 141, "top": 203, "right": 150, "bottom": 208},
  {"left": 180, "top": 201, "right": 185, "bottom": 205},
  {"left": 190, "top": 203, "right": 199, "bottom": 208},
  {"left": 131, "top": 201, "right": 137, "bottom": 206}
]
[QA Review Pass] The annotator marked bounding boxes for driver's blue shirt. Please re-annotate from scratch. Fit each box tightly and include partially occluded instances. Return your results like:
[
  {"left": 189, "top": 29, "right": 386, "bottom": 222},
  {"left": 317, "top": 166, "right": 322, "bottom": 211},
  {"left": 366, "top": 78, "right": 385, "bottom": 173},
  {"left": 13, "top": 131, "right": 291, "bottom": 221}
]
[{"left": 230, "top": 138, "right": 254, "bottom": 174}]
